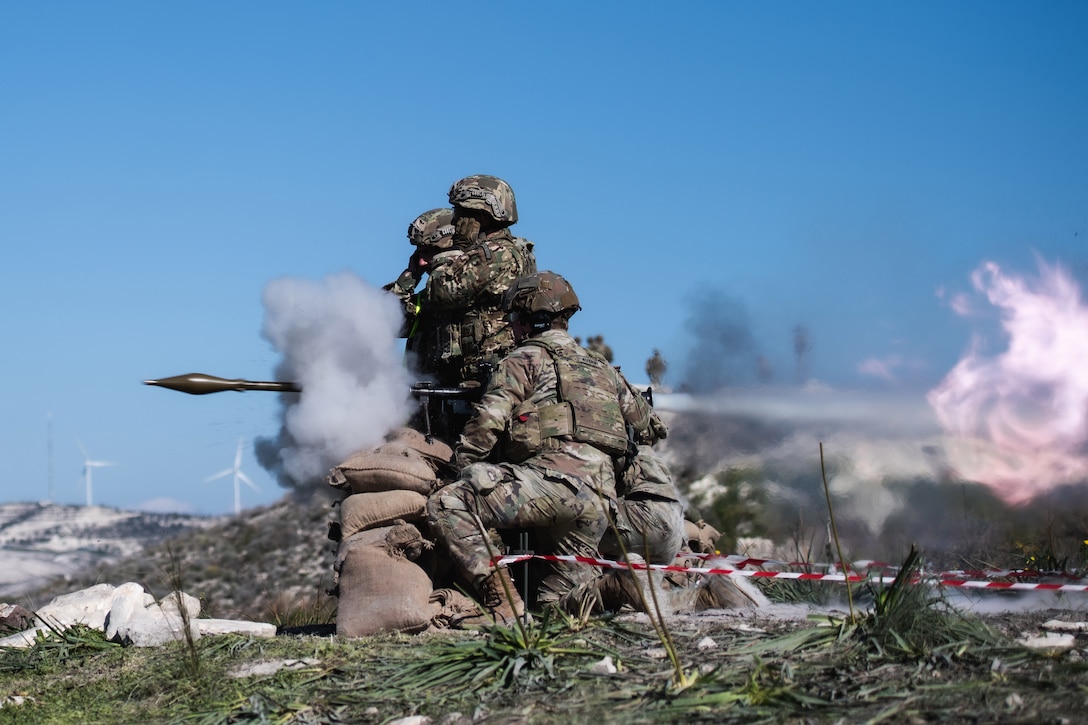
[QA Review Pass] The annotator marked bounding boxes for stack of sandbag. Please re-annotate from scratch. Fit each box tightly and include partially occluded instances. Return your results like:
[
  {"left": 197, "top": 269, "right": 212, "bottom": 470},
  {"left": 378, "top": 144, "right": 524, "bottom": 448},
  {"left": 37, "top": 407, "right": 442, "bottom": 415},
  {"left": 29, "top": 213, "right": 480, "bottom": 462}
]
[
  {"left": 333, "top": 522, "right": 436, "bottom": 636},
  {"left": 326, "top": 427, "right": 454, "bottom": 636},
  {"left": 327, "top": 426, "right": 453, "bottom": 541},
  {"left": 327, "top": 427, "right": 453, "bottom": 501}
]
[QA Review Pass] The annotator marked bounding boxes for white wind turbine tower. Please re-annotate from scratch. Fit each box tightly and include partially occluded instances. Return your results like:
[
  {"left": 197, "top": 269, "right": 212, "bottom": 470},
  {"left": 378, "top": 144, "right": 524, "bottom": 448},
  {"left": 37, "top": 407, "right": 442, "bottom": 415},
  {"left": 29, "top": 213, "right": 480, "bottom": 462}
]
[
  {"left": 205, "top": 438, "right": 259, "bottom": 515},
  {"left": 77, "top": 440, "right": 115, "bottom": 507}
]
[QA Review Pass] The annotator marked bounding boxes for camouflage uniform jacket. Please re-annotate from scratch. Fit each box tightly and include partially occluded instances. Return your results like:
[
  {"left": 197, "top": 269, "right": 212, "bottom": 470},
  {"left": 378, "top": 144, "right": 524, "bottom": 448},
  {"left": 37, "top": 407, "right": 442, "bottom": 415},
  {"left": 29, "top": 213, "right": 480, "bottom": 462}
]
[
  {"left": 388, "top": 249, "right": 467, "bottom": 376},
  {"left": 421, "top": 230, "right": 535, "bottom": 383},
  {"left": 455, "top": 329, "right": 651, "bottom": 500}
]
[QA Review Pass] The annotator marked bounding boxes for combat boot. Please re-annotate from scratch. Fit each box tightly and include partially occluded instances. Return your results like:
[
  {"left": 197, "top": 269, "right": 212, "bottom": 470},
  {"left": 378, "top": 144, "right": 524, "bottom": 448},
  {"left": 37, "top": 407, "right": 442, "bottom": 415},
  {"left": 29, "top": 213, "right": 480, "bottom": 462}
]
[
  {"left": 458, "top": 568, "right": 525, "bottom": 627},
  {"left": 479, "top": 568, "right": 526, "bottom": 623},
  {"left": 596, "top": 570, "right": 646, "bottom": 612}
]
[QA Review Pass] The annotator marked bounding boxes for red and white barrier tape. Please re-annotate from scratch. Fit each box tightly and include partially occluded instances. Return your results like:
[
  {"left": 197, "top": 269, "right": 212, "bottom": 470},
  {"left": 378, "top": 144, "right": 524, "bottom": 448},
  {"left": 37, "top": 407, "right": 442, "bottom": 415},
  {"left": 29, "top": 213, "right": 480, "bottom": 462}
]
[
  {"left": 493, "top": 553, "right": 1088, "bottom": 592},
  {"left": 685, "top": 553, "right": 1083, "bottom": 581}
]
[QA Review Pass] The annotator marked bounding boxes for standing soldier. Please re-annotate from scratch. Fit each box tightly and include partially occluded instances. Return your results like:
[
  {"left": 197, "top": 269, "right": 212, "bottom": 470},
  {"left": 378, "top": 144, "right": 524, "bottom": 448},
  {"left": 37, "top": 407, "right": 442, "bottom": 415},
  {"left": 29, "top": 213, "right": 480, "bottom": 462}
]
[
  {"left": 420, "top": 175, "right": 536, "bottom": 389},
  {"left": 645, "top": 348, "right": 667, "bottom": 387},
  {"left": 587, "top": 335, "right": 614, "bottom": 363},
  {"left": 426, "top": 271, "right": 652, "bottom": 622}
]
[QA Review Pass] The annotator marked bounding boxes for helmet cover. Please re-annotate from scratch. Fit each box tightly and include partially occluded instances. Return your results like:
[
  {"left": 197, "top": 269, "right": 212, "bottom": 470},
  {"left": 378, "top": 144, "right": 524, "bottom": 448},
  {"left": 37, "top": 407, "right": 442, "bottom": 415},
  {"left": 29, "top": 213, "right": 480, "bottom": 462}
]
[
  {"left": 407, "top": 208, "right": 456, "bottom": 249},
  {"left": 502, "top": 271, "right": 581, "bottom": 318},
  {"left": 448, "top": 174, "right": 518, "bottom": 226}
]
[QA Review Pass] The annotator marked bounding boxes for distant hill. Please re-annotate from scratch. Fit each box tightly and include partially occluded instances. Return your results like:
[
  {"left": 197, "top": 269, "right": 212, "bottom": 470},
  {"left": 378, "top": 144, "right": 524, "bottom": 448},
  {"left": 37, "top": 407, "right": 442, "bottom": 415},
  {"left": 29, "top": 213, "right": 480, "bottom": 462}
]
[
  {"left": 0, "top": 502, "right": 225, "bottom": 601},
  {"left": 12, "top": 494, "right": 340, "bottom": 623}
]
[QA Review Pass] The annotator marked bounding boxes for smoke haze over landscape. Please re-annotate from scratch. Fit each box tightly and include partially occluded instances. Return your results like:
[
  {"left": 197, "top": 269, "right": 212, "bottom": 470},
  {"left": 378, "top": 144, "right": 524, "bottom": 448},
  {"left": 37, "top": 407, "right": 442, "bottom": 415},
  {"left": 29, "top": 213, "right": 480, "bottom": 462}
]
[{"left": 660, "top": 258, "right": 1088, "bottom": 561}]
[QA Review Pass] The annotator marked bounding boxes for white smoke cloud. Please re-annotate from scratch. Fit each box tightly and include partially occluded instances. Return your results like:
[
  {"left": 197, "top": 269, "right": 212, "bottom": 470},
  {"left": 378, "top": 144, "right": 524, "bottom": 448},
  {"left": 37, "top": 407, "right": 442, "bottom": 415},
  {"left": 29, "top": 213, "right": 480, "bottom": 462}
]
[
  {"left": 928, "top": 259, "right": 1088, "bottom": 502},
  {"left": 657, "top": 383, "right": 939, "bottom": 437},
  {"left": 657, "top": 385, "right": 947, "bottom": 534},
  {"left": 257, "top": 272, "right": 414, "bottom": 487}
]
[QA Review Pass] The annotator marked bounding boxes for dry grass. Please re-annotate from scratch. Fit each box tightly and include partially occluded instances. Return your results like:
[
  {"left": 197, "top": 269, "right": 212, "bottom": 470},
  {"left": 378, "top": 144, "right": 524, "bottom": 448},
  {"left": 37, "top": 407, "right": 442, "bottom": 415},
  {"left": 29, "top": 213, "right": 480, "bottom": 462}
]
[{"left": 0, "top": 596, "right": 1084, "bottom": 724}]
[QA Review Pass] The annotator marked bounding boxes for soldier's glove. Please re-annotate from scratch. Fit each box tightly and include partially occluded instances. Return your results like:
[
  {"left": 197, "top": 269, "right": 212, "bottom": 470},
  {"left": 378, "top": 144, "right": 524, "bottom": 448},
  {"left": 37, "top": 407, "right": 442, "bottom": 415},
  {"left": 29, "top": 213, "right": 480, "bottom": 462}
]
[
  {"left": 452, "top": 216, "right": 482, "bottom": 246},
  {"left": 407, "top": 250, "right": 427, "bottom": 279}
]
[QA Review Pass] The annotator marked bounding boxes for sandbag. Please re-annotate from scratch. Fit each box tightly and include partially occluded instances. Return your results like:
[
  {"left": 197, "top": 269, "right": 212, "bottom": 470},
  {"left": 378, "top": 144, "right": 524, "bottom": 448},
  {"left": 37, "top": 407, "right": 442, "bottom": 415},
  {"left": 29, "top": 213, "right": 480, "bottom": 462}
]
[
  {"left": 387, "top": 426, "right": 454, "bottom": 467},
  {"left": 326, "top": 442, "right": 436, "bottom": 495},
  {"left": 684, "top": 519, "right": 722, "bottom": 555},
  {"left": 339, "top": 490, "right": 428, "bottom": 539},
  {"left": 335, "top": 523, "right": 436, "bottom": 637}
]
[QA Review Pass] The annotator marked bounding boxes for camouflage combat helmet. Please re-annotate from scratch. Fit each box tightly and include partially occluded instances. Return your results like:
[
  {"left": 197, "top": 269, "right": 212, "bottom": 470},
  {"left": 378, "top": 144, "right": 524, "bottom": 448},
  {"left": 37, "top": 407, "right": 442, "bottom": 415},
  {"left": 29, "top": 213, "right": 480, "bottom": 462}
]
[
  {"left": 448, "top": 175, "right": 518, "bottom": 227},
  {"left": 502, "top": 271, "right": 581, "bottom": 319},
  {"left": 407, "top": 208, "right": 456, "bottom": 250}
]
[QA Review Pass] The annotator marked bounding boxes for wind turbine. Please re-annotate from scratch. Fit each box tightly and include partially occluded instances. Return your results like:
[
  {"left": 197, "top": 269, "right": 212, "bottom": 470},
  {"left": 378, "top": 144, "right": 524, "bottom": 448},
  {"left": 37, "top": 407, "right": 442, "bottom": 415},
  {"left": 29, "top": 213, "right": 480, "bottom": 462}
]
[
  {"left": 205, "top": 438, "right": 259, "bottom": 515},
  {"left": 77, "top": 440, "right": 115, "bottom": 507}
]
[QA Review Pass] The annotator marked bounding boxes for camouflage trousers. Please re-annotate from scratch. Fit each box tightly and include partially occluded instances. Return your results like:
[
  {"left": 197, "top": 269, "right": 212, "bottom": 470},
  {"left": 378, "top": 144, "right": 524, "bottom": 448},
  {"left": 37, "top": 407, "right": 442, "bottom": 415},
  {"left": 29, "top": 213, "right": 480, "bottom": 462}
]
[
  {"left": 598, "top": 496, "right": 686, "bottom": 566},
  {"left": 426, "top": 461, "right": 607, "bottom": 605}
]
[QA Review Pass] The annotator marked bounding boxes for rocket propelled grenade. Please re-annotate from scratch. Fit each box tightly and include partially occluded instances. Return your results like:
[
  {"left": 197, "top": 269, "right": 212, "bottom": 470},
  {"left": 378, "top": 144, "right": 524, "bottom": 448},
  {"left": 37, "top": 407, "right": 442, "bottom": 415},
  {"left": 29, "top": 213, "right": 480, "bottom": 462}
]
[
  {"left": 143, "top": 373, "right": 302, "bottom": 395},
  {"left": 143, "top": 373, "right": 477, "bottom": 401}
]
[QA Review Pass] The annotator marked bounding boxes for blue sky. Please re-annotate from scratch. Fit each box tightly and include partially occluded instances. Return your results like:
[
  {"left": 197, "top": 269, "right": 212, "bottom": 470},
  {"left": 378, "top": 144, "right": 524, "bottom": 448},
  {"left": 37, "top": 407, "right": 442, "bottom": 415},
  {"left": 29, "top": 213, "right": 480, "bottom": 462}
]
[{"left": 2, "top": 2, "right": 1086, "bottom": 515}]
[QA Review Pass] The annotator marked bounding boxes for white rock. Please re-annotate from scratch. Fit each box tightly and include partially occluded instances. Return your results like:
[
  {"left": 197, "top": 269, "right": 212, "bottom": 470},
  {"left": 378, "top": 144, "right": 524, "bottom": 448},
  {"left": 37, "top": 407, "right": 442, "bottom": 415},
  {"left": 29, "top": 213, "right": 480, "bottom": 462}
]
[
  {"left": 0, "top": 695, "right": 32, "bottom": 708},
  {"left": 108, "top": 588, "right": 204, "bottom": 647},
  {"left": 1042, "top": 619, "right": 1088, "bottom": 632},
  {"left": 195, "top": 619, "right": 277, "bottom": 638},
  {"left": 104, "top": 585, "right": 149, "bottom": 641},
  {"left": 228, "top": 658, "right": 321, "bottom": 678},
  {"left": 1, "top": 583, "right": 153, "bottom": 649},
  {"left": 34, "top": 583, "right": 118, "bottom": 630},
  {"left": 0, "top": 582, "right": 273, "bottom": 650},
  {"left": 589, "top": 656, "right": 617, "bottom": 674},
  {"left": 158, "top": 591, "right": 201, "bottom": 621},
  {"left": 643, "top": 647, "right": 668, "bottom": 659},
  {"left": 696, "top": 636, "right": 717, "bottom": 650},
  {"left": 0, "top": 630, "right": 40, "bottom": 649},
  {"left": 1017, "top": 632, "right": 1076, "bottom": 652}
]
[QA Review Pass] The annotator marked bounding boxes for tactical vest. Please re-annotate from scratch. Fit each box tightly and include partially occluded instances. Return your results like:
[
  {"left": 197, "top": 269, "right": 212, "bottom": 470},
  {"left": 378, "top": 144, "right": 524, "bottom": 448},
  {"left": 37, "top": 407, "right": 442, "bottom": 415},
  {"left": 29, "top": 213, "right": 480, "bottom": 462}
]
[
  {"left": 457, "top": 236, "right": 536, "bottom": 374},
  {"left": 504, "top": 337, "right": 630, "bottom": 462},
  {"left": 413, "top": 237, "right": 536, "bottom": 385}
]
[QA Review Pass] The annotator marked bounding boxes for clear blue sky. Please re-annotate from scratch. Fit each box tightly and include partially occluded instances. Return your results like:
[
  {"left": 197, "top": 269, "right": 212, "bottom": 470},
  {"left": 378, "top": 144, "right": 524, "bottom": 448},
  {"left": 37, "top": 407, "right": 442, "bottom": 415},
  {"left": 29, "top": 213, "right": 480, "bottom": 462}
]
[{"left": 2, "top": 2, "right": 1086, "bottom": 515}]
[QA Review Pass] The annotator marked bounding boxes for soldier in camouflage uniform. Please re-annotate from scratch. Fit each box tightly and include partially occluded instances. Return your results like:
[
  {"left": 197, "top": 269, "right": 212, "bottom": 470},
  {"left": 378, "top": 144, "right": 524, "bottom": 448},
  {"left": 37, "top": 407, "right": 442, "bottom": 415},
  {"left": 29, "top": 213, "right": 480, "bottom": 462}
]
[
  {"left": 383, "top": 207, "right": 457, "bottom": 353},
  {"left": 598, "top": 407, "right": 685, "bottom": 565},
  {"left": 416, "top": 175, "right": 536, "bottom": 389},
  {"left": 426, "top": 271, "right": 652, "bottom": 622}
]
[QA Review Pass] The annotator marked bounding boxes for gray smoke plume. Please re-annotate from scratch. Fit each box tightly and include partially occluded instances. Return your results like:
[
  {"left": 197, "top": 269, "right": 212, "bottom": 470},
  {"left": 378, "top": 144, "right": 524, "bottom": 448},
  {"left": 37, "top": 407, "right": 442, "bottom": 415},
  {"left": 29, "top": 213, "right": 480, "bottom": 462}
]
[
  {"left": 682, "top": 289, "right": 759, "bottom": 391},
  {"left": 654, "top": 388, "right": 1015, "bottom": 568},
  {"left": 255, "top": 272, "right": 414, "bottom": 490},
  {"left": 793, "top": 324, "right": 811, "bottom": 383}
]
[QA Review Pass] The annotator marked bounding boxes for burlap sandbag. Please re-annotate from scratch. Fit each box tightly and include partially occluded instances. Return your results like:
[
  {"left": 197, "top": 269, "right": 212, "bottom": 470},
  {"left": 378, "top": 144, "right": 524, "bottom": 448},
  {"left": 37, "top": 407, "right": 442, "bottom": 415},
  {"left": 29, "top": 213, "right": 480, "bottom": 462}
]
[
  {"left": 387, "top": 426, "right": 454, "bottom": 467},
  {"left": 339, "top": 490, "right": 427, "bottom": 539},
  {"left": 684, "top": 519, "right": 722, "bottom": 554},
  {"left": 335, "top": 523, "right": 436, "bottom": 637},
  {"left": 326, "top": 442, "right": 436, "bottom": 495}
]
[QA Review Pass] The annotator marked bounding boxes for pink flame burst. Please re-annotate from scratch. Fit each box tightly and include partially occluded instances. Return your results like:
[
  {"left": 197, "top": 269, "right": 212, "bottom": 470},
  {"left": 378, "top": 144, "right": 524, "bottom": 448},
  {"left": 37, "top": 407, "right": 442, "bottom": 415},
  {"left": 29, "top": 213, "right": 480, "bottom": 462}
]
[{"left": 927, "top": 259, "right": 1088, "bottom": 503}]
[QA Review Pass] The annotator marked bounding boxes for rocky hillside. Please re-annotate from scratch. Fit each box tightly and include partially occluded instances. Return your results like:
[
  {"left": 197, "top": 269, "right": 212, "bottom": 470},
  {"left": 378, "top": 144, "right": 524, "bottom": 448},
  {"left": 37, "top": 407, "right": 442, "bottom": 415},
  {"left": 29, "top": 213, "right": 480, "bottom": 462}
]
[{"left": 19, "top": 493, "right": 340, "bottom": 623}]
